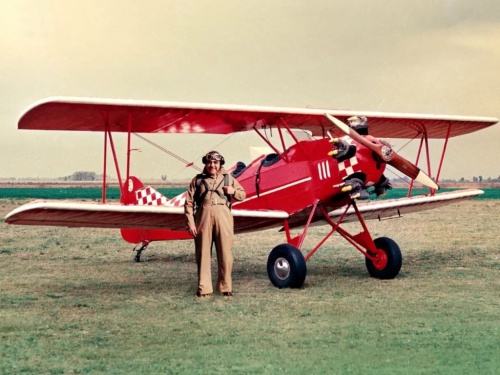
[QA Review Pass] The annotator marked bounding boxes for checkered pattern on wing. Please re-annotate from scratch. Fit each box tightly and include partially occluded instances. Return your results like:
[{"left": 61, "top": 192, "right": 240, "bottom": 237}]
[
  {"left": 338, "top": 156, "right": 359, "bottom": 179},
  {"left": 135, "top": 186, "right": 168, "bottom": 206}
]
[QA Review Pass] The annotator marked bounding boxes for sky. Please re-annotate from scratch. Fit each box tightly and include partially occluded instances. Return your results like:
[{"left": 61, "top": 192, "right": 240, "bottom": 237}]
[{"left": 1, "top": 0, "right": 499, "bottom": 181}]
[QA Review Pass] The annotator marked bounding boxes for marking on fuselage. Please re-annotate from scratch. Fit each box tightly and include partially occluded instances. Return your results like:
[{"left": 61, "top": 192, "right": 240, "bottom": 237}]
[
  {"left": 232, "top": 177, "right": 312, "bottom": 206},
  {"left": 317, "top": 160, "right": 331, "bottom": 180},
  {"left": 338, "top": 156, "right": 359, "bottom": 179}
]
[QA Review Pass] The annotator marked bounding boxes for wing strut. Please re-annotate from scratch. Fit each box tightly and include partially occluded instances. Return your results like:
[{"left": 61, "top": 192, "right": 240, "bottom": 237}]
[
  {"left": 102, "top": 124, "right": 108, "bottom": 203},
  {"left": 126, "top": 113, "right": 132, "bottom": 183},
  {"left": 101, "top": 122, "right": 125, "bottom": 203},
  {"left": 253, "top": 117, "right": 305, "bottom": 162},
  {"left": 434, "top": 124, "right": 452, "bottom": 187},
  {"left": 407, "top": 123, "right": 452, "bottom": 197}
]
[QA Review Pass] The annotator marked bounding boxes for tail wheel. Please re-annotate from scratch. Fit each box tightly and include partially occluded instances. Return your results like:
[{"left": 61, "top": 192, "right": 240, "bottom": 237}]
[
  {"left": 365, "top": 237, "right": 402, "bottom": 279},
  {"left": 267, "top": 244, "right": 307, "bottom": 288}
]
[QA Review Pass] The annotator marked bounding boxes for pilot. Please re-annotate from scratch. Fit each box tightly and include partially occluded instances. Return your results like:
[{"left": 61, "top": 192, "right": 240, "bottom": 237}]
[{"left": 184, "top": 151, "right": 246, "bottom": 299}]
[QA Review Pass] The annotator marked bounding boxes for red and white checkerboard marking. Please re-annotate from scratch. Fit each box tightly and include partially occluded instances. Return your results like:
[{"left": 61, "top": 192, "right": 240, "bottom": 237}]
[
  {"left": 165, "top": 193, "right": 186, "bottom": 207},
  {"left": 338, "top": 156, "right": 359, "bottom": 179},
  {"left": 135, "top": 186, "right": 169, "bottom": 206}
]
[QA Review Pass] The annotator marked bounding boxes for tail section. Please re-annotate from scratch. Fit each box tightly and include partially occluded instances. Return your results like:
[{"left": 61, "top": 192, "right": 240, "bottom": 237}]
[
  {"left": 121, "top": 176, "right": 169, "bottom": 206},
  {"left": 120, "top": 176, "right": 191, "bottom": 244}
]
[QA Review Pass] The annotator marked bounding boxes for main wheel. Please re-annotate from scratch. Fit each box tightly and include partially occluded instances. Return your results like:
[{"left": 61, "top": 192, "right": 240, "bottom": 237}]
[
  {"left": 365, "top": 237, "right": 402, "bottom": 279},
  {"left": 267, "top": 244, "right": 307, "bottom": 288}
]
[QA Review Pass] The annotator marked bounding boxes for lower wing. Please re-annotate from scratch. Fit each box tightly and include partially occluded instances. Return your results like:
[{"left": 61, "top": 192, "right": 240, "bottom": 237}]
[
  {"left": 327, "top": 189, "right": 483, "bottom": 223},
  {"left": 5, "top": 189, "right": 481, "bottom": 234},
  {"left": 4, "top": 200, "right": 288, "bottom": 234}
]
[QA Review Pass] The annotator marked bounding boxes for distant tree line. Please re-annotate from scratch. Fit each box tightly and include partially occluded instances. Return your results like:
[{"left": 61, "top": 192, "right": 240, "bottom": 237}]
[
  {"left": 63, "top": 171, "right": 99, "bottom": 181},
  {"left": 458, "top": 176, "right": 500, "bottom": 183}
]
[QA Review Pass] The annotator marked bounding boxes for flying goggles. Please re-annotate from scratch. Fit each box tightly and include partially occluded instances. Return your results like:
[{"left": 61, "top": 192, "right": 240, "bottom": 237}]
[
  {"left": 202, "top": 151, "right": 225, "bottom": 165},
  {"left": 205, "top": 153, "right": 222, "bottom": 161}
]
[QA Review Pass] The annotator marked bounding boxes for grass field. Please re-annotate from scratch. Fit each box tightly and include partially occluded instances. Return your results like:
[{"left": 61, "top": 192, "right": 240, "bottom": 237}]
[{"left": 1, "top": 198, "right": 499, "bottom": 374}]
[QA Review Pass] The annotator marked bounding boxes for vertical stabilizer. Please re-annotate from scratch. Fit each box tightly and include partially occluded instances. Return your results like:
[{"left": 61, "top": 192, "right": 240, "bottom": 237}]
[{"left": 121, "top": 176, "right": 169, "bottom": 206}]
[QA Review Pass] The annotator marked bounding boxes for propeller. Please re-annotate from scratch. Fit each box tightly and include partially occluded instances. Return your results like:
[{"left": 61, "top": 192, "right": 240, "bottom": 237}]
[{"left": 324, "top": 114, "right": 439, "bottom": 190}]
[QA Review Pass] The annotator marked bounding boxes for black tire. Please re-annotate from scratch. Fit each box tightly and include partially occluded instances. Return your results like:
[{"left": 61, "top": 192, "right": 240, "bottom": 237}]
[
  {"left": 267, "top": 244, "right": 307, "bottom": 288},
  {"left": 365, "top": 237, "right": 402, "bottom": 279}
]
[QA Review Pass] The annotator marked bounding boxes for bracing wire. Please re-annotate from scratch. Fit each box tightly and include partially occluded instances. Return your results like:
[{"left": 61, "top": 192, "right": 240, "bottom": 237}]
[
  {"left": 133, "top": 133, "right": 202, "bottom": 172},
  {"left": 132, "top": 132, "right": 238, "bottom": 178}
]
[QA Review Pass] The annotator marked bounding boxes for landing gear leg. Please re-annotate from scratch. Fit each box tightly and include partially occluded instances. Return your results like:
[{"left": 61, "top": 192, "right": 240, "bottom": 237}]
[{"left": 133, "top": 242, "right": 149, "bottom": 262}]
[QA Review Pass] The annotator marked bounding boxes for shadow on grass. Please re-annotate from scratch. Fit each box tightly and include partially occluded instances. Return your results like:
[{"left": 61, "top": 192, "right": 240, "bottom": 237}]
[
  {"left": 139, "top": 252, "right": 195, "bottom": 264},
  {"left": 16, "top": 245, "right": 468, "bottom": 298},
  {"left": 309, "top": 263, "right": 374, "bottom": 278}
]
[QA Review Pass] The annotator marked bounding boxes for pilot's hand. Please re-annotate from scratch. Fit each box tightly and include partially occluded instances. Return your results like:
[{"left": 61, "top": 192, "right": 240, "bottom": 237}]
[
  {"left": 188, "top": 224, "right": 198, "bottom": 237},
  {"left": 223, "top": 186, "right": 235, "bottom": 195}
]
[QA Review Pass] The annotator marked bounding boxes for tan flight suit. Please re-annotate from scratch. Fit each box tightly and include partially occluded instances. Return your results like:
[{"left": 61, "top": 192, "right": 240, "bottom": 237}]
[{"left": 185, "top": 168, "right": 246, "bottom": 295}]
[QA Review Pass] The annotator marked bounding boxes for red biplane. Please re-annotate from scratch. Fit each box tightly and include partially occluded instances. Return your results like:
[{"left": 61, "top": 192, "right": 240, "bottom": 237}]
[{"left": 5, "top": 97, "right": 498, "bottom": 288}]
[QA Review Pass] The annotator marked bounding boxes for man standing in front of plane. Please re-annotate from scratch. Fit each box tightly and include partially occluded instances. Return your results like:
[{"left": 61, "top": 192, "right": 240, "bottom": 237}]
[{"left": 185, "top": 151, "right": 246, "bottom": 299}]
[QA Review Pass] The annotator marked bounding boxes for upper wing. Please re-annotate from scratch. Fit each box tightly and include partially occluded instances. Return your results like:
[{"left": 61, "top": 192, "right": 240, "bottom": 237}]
[
  {"left": 327, "top": 189, "right": 483, "bottom": 223},
  {"left": 19, "top": 97, "right": 498, "bottom": 138},
  {"left": 4, "top": 200, "right": 288, "bottom": 234}
]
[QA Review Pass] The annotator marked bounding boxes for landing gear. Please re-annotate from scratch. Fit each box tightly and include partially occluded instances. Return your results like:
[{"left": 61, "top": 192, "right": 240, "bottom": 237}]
[
  {"left": 133, "top": 242, "right": 149, "bottom": 262},
  {"left": 267, "top": 201, "right": 403, "bottom": 289},
  {"left": 365, "top": 237, "right": 402, "bottom": 279},
  {"left": 267, "top": 244, "right": 307, "bottom": 288}
]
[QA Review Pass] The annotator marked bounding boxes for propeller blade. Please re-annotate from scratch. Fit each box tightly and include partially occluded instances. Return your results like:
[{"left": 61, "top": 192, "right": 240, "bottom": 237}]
[
  {"left": 389, "top": 154, "right": 439, "bottom": 190},
  {"left": 324, "top": 113, "right": 371, "bottom": 148},
  {"left": 324, "top": 113, "right": 440, "bottom": 190},
  {"left": 414, "top": 170, "right": 440, "bottom": 190}
]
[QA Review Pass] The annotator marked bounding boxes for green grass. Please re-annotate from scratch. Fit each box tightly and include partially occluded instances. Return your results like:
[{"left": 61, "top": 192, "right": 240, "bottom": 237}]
[
  {"left": 0, "top": 200, "right": 499, "bottom": 374},
  {"left": 1, "top": 187, "right": 499, "bottom": 200}
]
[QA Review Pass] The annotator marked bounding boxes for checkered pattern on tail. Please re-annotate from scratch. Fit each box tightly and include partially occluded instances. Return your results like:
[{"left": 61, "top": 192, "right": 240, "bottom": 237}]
[
  {"left": 165, "top": 193, "right": 186, "bottom": 207},
  {"left": 135, "top": 186, "right": 168, "bottom": 206}
]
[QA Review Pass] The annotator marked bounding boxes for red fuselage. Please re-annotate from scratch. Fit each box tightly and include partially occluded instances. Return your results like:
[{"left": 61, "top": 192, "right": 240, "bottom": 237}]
[
  {"left": 119, "top": 136, "right": 386, "bottom": 243},
  {"left": 232, "top": 136, "right": 386, "bottom": 227}
]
